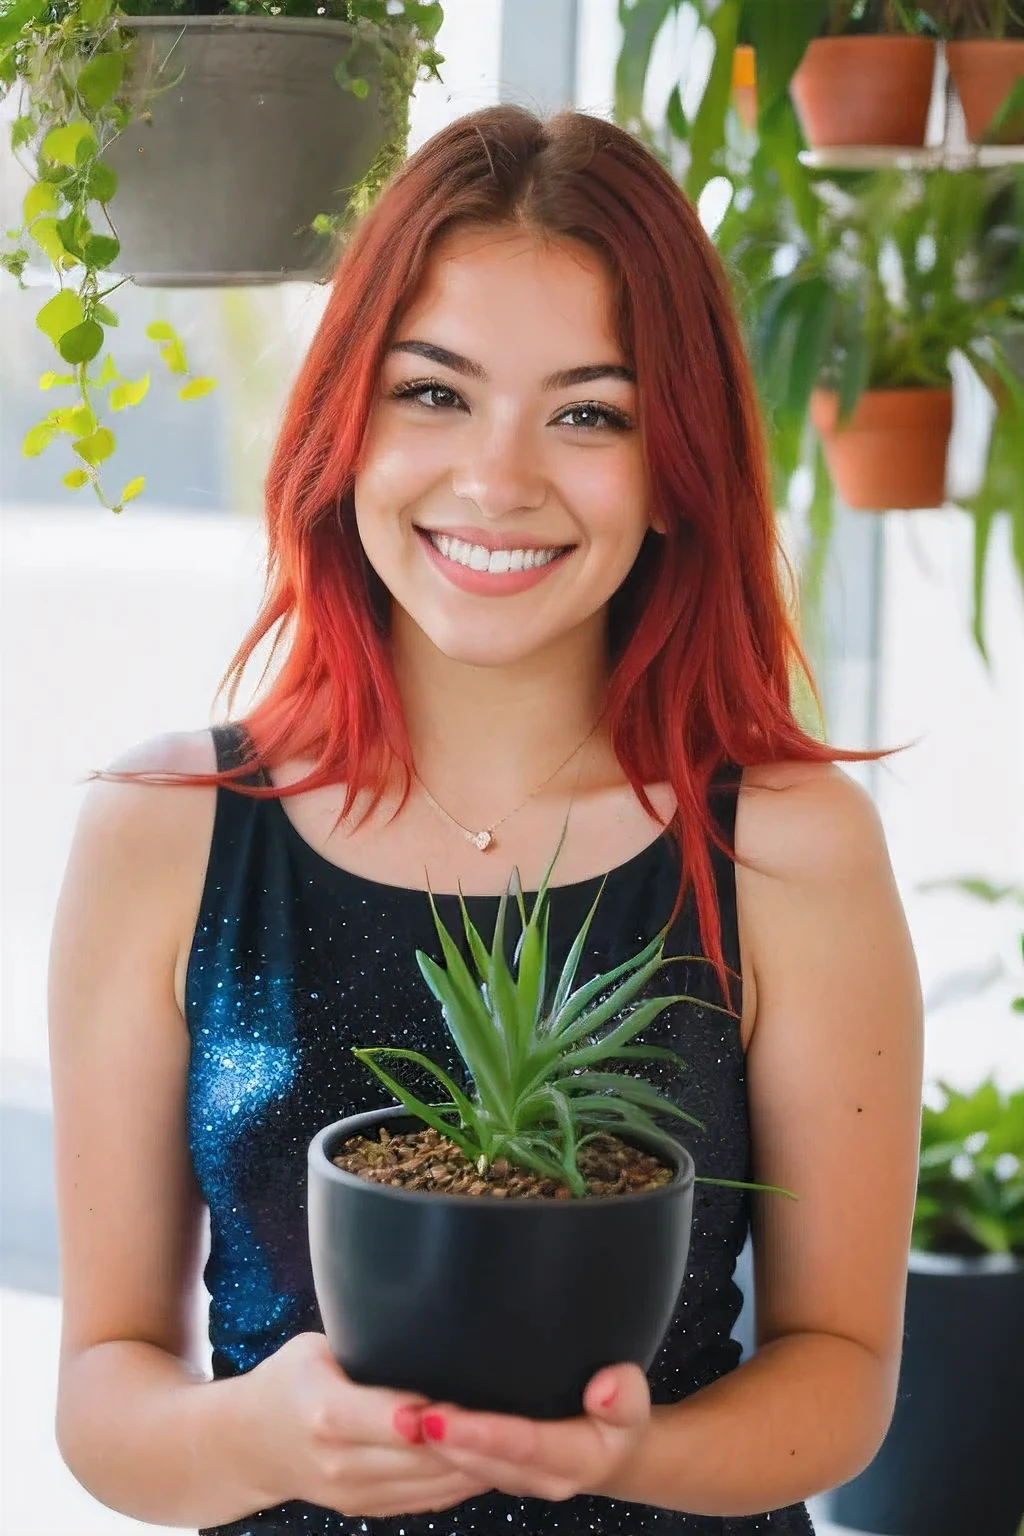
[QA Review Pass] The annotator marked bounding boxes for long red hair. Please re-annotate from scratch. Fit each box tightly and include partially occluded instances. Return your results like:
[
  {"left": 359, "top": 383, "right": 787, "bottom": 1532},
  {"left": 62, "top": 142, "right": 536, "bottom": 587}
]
[{"left": 94, "top": 104, "right": 889, "bottom": 1003}]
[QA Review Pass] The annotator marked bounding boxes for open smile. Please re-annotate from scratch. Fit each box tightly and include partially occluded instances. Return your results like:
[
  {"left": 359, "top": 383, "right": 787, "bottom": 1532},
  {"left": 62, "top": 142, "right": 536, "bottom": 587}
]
[{"left": 415, "top": 526, "right": 575, "bottom": 596}]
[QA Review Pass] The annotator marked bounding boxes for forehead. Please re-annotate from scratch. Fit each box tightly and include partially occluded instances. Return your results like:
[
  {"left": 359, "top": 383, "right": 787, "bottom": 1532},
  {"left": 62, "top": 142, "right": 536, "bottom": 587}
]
[{"left": 394, "top": 226, "right": 624, "bottom": 363}]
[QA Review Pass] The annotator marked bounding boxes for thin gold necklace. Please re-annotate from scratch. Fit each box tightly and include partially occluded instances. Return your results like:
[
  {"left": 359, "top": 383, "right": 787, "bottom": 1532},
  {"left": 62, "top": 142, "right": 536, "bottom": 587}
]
[{"left": 415, "top": 725, "right": 599, "bottom": 852}]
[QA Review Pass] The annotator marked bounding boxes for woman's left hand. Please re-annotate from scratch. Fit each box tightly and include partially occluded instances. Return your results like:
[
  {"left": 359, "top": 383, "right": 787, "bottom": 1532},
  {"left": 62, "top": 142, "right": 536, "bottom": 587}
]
[{"left": 393, "top": 1363, "right": 651, "bottom": 1503}]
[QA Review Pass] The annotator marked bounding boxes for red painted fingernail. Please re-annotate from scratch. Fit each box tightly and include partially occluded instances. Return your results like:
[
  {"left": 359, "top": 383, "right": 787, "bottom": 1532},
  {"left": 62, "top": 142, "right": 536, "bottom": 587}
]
[
  {"left": 421, "top": 1412, "right": 446, "bottom": 1441},
  {"left": 393, "top": 1406, "right": 422, "bottom": 1443}
]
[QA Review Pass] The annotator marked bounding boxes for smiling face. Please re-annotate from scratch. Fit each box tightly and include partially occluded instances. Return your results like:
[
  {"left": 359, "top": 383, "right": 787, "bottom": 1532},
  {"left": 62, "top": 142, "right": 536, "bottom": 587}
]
[{"left": 353, "top": 224, "right": 652, "bottom": 671}]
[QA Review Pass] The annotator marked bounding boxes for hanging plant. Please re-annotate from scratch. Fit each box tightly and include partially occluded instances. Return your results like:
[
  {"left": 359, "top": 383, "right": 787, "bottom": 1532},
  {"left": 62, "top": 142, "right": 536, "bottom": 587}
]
[{"left": 0, "top": 0, "right": 444, "bottom": 511}]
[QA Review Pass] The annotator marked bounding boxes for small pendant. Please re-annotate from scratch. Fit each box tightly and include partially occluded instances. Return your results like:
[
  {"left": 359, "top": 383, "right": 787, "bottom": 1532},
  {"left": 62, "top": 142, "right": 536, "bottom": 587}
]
[{"left": 470, "top": 829, "right": 494, "bottom": 851}]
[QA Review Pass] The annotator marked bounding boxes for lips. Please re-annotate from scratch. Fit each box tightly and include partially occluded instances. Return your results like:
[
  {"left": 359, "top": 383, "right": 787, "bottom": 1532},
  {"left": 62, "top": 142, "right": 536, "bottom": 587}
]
[{"left": 415, "top": 526, "right": 573, "bottom": 596}]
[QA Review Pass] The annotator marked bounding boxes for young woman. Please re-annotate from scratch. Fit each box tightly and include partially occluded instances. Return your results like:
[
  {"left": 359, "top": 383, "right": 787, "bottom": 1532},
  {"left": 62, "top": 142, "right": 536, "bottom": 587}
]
[{"left": 47, "top": 105, "right": 923, "bottom": 1536}]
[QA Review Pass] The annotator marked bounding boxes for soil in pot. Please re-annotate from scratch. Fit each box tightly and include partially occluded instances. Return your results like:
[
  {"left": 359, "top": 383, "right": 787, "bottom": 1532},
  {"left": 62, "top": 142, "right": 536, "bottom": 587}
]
[
  {"left": 790, "top": 37, "right": 937, "bottom": 147},
  {"left": 332, "top": 1122, "right": 675, "bottom": 1198},
  {"left": 811, "top": 386, "right": 953, "bottom": 511},
  {"left": 946, "top": 41, "right": 1024, "bottom": 144}
]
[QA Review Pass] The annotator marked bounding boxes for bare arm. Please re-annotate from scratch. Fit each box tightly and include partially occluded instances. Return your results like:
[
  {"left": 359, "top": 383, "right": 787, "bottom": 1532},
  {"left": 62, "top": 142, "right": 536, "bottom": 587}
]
[
  {"left": 49, "top": 731, "right": 276, "bottom": 1528},
  {"left": 593, "top": 763, "right": 924, "bottom": 1516}
]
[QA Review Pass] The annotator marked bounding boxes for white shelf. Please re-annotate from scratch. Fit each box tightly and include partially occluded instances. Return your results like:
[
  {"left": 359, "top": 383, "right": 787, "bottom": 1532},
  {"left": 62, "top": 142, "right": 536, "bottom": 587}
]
[{"left": 800, "top": 144, "right": 1024, "bottom": 171}]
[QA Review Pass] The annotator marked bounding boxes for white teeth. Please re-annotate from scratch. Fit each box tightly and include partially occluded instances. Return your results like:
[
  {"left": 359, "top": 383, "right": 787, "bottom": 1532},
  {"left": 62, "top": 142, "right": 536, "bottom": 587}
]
[{"left": 426, "top": 532, "right": 563, "bottom": 574}]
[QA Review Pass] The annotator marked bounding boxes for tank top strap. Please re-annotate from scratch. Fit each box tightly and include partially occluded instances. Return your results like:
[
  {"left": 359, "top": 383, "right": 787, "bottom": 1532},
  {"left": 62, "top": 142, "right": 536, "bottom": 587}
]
[{"left": 210, "top": 720, "right": 270, "bottom": 785}]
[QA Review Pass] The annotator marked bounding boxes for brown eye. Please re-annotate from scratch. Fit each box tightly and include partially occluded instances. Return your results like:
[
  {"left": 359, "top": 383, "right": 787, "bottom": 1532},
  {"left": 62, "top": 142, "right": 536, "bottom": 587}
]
[
  {"left": 391, "top": 381, "right": 465, "bottom": 411},
  {"left": 557, "top": 403, "right": 632, "bottom": 432}
]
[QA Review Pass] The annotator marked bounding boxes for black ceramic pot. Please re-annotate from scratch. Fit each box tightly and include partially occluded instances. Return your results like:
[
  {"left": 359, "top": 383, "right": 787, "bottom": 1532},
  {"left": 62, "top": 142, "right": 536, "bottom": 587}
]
[
  {"left": 826, "top": 1251, "right": 1024, "bottom": 1536},
  {"left": 307, "top": 1105, "right": 696, "bottom": 1420}
]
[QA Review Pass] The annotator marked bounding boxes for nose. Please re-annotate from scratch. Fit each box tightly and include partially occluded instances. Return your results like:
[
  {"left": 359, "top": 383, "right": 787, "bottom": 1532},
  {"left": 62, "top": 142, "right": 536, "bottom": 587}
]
[{"left": 451, "top": 418, "right": 547, "bottom": 520}]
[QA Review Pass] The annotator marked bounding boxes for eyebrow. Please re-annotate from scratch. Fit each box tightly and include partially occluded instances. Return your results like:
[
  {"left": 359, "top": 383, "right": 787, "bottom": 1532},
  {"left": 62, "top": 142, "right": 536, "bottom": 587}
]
[{"left": 386, "top": 339, "right": 635, "bottom": 390}]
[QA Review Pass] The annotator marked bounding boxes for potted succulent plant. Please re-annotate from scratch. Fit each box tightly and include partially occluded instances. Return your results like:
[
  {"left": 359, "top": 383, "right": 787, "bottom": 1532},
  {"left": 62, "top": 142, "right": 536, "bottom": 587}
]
[
  {"left": 307, "top": 838, "right": 792, "bottom": 1421},
  {"left": 789, "top": 0, "right": 941, "bottom": 150},
  {"left": 924, "top": 0, "right": 1024, "bottom": 143},
  {"left": 826, "top": 879, "right": 1024, "bottom": 1536},
  {"left": 0, "top": 0, "right": 443, "bottom": 508}
]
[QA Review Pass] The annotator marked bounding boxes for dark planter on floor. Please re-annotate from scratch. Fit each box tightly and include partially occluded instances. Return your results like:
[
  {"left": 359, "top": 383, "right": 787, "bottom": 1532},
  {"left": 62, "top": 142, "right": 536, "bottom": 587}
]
[
  {"left": 308, "top": 1104, "right": 696, "bottom": 1420},
  {"left": 103, "top": 17, "right": 390, "bottom": 285},
  {"left": 825, "top": 1251, "right": 1024, "bottom": 1536}
]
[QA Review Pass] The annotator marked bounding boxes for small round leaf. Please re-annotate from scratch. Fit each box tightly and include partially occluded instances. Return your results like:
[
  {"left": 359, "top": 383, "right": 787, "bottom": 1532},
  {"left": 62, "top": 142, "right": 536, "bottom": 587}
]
[
  {"left": 59, "top": 320, "right": 105, "bottom": 365},
  {"left": 78, "top": 52, "right": 124, "bottom": 111},
  {"left": 72, "top": 427, "right": 116, "bottom": 466},
  {"left": 29, "top": 217, "right": 69, "bottom": 266},
  {"left": 93, "top": 303, "right": 119, "bottom": 328},
  {"left": 87, "top": 161, "right": 118, "bottom": 204},
  {"left": 178, "top": 376, "right": 216, "bottom": 401},
  {"left": 63, "top": 468, "right": 91, "bottom": 490},
  {"left": 145, "top": 320, "right": 176, "bottom": 342},
  {"left": 160, "top": 338, "right": 188, "bottom": 375},
  {"left": 23, "top": 423, "right": 56, "bottom": 457},
  {"left": 82, "top": 234, "right": 121, "bottom": 270},
  {"left": 23, "top": 182, "right": 60, "bottom": 225},
  {"left": 41, "top": 122, "right": 97, "bottom": 171},
  {"left": 36, "top": 289, "right": 84, "bottom": 343},
  {"left": 120, "top": 476, "right": 145, "bottom": 503}
]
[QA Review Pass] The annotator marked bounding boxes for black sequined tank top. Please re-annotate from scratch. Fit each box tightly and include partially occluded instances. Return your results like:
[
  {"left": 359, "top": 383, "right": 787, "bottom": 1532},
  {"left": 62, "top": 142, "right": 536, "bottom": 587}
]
[{"left": 186, "top": 722, "right": 814, "bottom": 1536}]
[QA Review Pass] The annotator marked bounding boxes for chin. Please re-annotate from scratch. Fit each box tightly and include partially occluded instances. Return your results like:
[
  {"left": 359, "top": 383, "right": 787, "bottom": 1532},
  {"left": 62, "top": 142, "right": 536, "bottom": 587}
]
[{"left": 418, "top": 614, "right": 562, "bottom": 671}]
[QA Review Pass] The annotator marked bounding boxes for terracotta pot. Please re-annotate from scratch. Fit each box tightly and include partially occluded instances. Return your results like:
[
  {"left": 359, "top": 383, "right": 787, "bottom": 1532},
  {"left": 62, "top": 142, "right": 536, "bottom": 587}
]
[
  {"left": 810, "top": 387, "right": 953, "bottom": 511},
  {"left": 790, "top": 36, "right": 937, "bottom": 147},
  {"left": 732, "top": 44, "right": 757, "bottom": 131},
  {"left": 946, "top": 40, "right": 1024, "bottom": 145}
]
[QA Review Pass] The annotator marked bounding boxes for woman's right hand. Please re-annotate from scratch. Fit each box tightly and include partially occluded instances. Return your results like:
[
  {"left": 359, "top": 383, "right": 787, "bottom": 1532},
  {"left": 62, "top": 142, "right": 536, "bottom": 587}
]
[{"left": 239, "top": 1331, "right": 496, "bottom": 1518}]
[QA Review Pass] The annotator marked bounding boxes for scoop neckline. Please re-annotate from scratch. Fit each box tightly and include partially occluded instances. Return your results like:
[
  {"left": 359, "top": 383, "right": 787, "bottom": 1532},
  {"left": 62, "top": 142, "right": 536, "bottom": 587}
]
[{"left": 265, "top": 787, "right": 672, "bottom": 902}]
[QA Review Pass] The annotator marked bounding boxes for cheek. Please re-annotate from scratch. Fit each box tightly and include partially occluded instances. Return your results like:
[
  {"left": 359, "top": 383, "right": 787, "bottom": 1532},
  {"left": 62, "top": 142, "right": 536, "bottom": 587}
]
[{"left": 564, "top": 448, "right": 648, "bottom": 552}]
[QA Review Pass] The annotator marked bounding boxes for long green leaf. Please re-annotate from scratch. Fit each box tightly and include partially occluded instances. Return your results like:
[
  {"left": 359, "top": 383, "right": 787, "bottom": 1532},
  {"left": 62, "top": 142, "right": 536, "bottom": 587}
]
[
  {"left": 696, "top": 1175, "right": 798, "bottom": 1198},
  {"left": 456, "top": 891, "right": 491, "bottom": 982},
  {"left": 547, "top": 959, "right": 678, "bottom": 1053},
  {"left": 351, "top": 1045, "right": 479, "bottom": 1125},
  {"left": 537, "top": 1084, "right": 586, "bottom": 1191},
  {"left": 555, "top": 1070, "right": 704, "bottom": 1128},
  {"left": 740, "top": 0, "right": 830, "bottom": 121},
  {"left": 415, "top": 947, "right": 510, "bottom": 1116},
  {"left": 349, "top": 1048, "right": 481, "bottom": 1160},
  {"left": 558, "top": 990, "right": 736, "bottom": 1069},
  {"left": 548, "top": 875, "right": 608, "bottom": 1022},
  {"left": 615, "top": 0, "right": 676, "bottom": 128},
  {"left": 486, "top": 886, "right": 523, "bottom": 1082},
  {"left": 685, "top": 0, "right": 740, "bottom": 203},
  {"left": 547, "top": 930, "right": 667, "bottom": 1039}
]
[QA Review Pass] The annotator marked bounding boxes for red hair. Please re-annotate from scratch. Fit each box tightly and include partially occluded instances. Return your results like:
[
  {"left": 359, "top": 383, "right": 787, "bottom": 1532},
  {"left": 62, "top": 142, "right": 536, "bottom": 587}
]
[{"left": 95, "top": 105, "right": 890, "bottom": 1004}]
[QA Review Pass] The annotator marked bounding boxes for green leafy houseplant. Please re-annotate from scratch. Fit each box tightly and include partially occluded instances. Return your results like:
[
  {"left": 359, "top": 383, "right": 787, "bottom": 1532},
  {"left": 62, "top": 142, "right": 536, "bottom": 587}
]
[
  {"left": 914, "top": 1076, "right": 1024, "bottom": 1255},
  {"left": 738, "top": 163, "right": 1024, "bottom": 656},
  {"left": 0, "top": 0, "right": 443, "bottom": 510},
  {"left": 913, "top": 876, "right": 1024, "bottom": 1257},
  {"left": 344, "top": 833, "right": 795, "bottom": 1202}
]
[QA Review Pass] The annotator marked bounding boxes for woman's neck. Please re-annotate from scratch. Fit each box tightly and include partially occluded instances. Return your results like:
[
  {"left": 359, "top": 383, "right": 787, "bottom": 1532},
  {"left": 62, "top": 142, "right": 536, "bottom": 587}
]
[{"left": 390, "top": 611, "right": 621, "bottom": 816}]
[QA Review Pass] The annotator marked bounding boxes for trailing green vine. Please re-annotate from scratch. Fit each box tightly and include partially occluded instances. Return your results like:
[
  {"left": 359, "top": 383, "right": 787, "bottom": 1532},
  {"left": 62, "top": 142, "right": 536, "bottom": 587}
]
[{"left": 1, "top": 0, "right": 443, "bottom": 511}]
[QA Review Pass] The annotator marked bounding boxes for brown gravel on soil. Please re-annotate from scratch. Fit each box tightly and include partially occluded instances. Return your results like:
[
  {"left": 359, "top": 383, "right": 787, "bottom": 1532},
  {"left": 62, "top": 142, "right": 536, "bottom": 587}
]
[{"left": 330, "top": 1123, "right": 676, "bottom": 1198}]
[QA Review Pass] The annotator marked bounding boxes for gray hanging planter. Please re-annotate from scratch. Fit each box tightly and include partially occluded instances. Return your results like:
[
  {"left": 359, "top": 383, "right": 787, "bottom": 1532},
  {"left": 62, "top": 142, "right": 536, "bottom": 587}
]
[{"left": 102, "top": 16, "right": 391, "bottom": 286}]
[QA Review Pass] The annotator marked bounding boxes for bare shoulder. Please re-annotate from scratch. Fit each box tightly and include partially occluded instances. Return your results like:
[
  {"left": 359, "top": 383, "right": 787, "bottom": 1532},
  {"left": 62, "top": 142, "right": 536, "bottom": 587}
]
[
  {"left": 735, "top": 758, "right": 889, "bottom": 885},
  {"left": 77, "top": 726, "right": 217, "bottom": 842}
]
